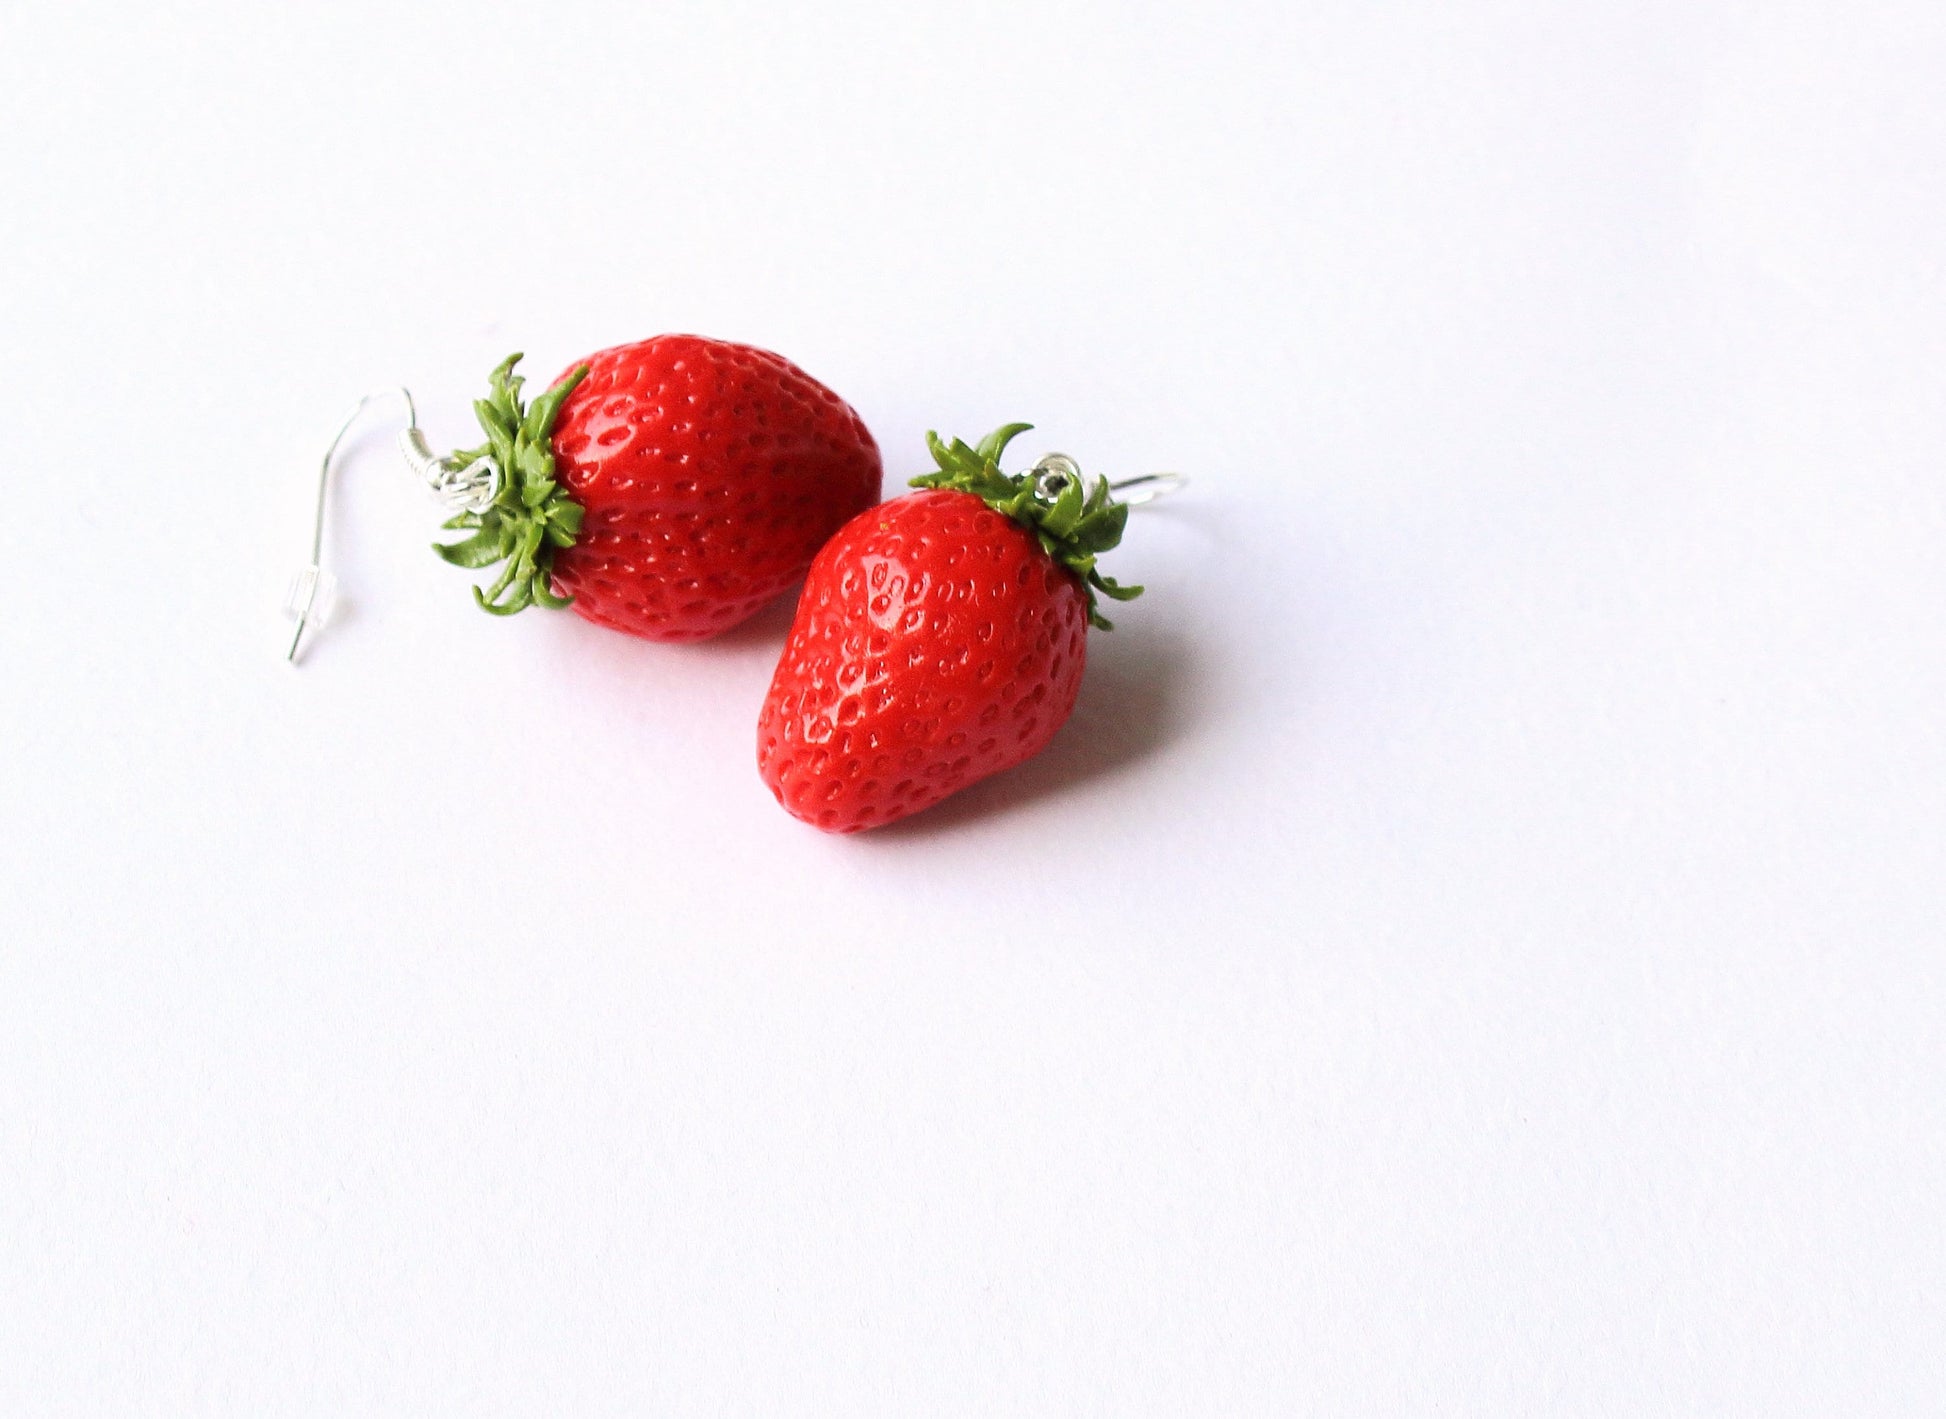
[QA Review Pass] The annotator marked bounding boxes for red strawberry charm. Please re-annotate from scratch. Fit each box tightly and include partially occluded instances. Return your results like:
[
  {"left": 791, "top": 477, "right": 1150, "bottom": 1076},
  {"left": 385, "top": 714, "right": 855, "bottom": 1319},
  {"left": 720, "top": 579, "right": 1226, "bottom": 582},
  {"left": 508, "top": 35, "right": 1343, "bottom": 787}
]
[
  {"left": 756, "top": 423, "right": 1153, "bottom": 833},
  {"left": 433, "top": 335, "right": 881, "bottom": 641}
]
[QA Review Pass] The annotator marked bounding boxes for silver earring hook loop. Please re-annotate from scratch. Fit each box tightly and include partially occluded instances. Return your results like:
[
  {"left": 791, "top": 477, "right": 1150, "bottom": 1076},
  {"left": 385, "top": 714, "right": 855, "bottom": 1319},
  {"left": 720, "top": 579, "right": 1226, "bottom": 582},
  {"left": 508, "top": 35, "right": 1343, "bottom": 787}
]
[
  {"left": 282, "top": 387, "right": 502, "bottom": 664},
  {"left": 284, "top": 390, "right": 410, "bottom": 663},
  {"left": 1025, "top": 452, "right": 1189, "bottom": 508}
]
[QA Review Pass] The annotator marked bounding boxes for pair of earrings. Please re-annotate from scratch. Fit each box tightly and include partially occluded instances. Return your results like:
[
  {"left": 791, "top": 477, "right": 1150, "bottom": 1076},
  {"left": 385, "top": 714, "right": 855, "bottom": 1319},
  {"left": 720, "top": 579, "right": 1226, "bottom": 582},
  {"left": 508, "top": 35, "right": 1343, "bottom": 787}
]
[{"left": 285, "top": 334, "right": 1183, "bottom": 832}]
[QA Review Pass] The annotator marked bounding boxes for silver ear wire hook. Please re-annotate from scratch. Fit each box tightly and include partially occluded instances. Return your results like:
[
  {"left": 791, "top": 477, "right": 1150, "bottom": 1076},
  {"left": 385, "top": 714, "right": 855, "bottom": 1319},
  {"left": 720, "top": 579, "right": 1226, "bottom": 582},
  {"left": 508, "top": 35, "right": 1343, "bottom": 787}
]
[
  {"left": 1105, "top": 472, "right": 1187, "bottom": 505},
  {"left": 282, "top": 387, "right": 502, "bottom": 664},
  {"left": 1025, "top": 453, "right": 1188, "bottom": 507}
]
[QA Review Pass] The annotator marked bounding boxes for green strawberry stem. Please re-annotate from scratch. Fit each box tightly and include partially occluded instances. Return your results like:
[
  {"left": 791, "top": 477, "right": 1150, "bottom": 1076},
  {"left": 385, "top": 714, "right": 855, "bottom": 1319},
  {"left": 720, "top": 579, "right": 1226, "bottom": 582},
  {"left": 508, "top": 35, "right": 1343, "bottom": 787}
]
[
  {"left": 909, "top": 422, "right": 1145, "bottom": 630},
  {"left": 433, "top": 353, "right": 590, "bottom": 615}
]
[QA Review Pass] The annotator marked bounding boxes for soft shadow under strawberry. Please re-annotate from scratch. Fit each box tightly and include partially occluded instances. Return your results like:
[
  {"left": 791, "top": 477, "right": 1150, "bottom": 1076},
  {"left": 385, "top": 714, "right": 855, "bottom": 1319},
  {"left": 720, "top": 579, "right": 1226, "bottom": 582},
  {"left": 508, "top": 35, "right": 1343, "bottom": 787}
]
[{"left": 853, "top": 626, "right": 1199, "bottom": 841}]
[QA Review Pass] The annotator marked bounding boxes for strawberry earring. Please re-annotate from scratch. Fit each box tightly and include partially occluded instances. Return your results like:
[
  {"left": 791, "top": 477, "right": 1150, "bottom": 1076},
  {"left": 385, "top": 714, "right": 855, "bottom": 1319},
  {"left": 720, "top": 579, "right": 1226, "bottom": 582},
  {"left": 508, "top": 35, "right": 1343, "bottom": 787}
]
[
  {"left": 756, "top": 424, "right": 1184, "bottom": 833},
  {"left": 284, "top": 335, "right": 882, "bottom": 662}
]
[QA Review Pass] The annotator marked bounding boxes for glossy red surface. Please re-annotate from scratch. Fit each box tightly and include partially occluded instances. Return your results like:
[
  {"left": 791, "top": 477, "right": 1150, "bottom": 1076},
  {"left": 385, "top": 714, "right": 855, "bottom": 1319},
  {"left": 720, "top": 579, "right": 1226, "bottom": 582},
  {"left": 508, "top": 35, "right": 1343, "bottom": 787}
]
[
  {"left": 548, "top": 335, "right": 881, "bottom": 641},
  {"left": 758, "top": 489, "right": 1090, "bottom": 832}
]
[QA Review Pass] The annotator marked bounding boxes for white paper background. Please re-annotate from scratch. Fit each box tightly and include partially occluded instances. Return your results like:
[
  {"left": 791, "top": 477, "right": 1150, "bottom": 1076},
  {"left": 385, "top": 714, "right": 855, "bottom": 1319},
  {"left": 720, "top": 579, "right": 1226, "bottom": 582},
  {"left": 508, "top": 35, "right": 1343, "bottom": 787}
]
[{"left": 2, "top": 1, "right": 1942, "bottom": 1413}]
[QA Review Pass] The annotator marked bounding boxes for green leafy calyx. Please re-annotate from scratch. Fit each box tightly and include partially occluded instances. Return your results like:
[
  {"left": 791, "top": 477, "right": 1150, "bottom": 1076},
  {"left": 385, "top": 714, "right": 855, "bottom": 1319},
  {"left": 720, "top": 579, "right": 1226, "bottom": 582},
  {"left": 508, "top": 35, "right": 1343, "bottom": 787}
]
[
  {"left": 433, "top": 353, "right": 590, "bottom": 615},
  {"left": 909, "top": 422, "right": 1144, "bottom": 630}
]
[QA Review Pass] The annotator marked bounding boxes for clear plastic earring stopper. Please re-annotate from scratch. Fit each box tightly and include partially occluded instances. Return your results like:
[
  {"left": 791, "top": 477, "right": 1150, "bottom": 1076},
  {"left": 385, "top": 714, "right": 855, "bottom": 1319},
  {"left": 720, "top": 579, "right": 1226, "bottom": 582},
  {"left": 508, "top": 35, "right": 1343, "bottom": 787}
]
[{"left": 284, "top": 564, "right": 339, "bottom": 632}]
